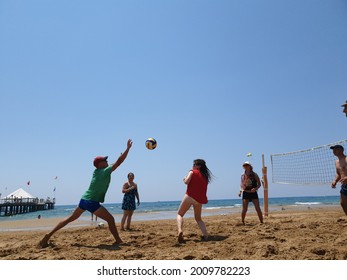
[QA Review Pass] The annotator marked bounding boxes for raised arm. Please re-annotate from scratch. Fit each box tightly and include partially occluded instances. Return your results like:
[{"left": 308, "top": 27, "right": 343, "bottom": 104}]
[
  {"left": 111, "top": 139, "right": 133, "bottom": 172},
  {"left": 183, "top": 171, "right": 193, "bottom": 185}
]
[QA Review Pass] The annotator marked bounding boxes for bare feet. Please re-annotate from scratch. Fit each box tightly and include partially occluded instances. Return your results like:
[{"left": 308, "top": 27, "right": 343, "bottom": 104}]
[
  {"left": 178, "top": 232, "right": 184, "bottom": 243},
  {"left": 201, "top": 235, "right": 208, "bottom": 241},
  {"left": 114, "top": 238, "right": 123, "bottom": 244},
  {"left": 38, "top": 234, "right": 50, "bottom": 248}
]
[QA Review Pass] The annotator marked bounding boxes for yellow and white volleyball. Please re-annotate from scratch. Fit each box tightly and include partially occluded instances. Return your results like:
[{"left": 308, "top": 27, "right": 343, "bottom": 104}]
[
  {"left": 145, "top": 138, "right": 157, "bottom": 150},
  {"left": 97, "top": 222, "right": 105, "bottom": 228},
  {"left": 247, "top": 153, "right": 252, "bottom": 157}
]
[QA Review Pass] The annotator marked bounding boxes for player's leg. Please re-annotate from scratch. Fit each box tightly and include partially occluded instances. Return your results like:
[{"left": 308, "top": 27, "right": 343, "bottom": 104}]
[
  {"left": 39, "top": 207, "right": 85, "bottom": 247},
  {"left": 126, "top": 210, "right": 134, "bottom": 230},
  {"left": 241, "top": 199, "right": 249, "bottom": 224},
  {"left": 177, "top": 194, "right": 193, "bottom": 242},
  {"left": 340, "top": 193, "right": 347, "bottom": 215},
  {"left": 121, "top": 210, "right": 128, "bottom": 230},
  {"left": 252, "top": 198, "right": 264, "bottom": 223},
  {"left": 192, "top": 201, "right": 208, "bottom": 239},
  {"left": 94, "top": 206, "right": 122, "bottom": 244}
]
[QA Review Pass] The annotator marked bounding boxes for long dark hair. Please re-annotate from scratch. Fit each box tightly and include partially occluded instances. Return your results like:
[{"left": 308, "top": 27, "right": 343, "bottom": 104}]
[{"left": 194, "top": 159, "right": 214, "bottom": 184}]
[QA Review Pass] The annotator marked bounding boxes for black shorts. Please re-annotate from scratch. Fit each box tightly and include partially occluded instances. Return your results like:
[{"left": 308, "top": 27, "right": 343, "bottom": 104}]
[
  {"left": 341, "top": 184, "right": 347, "bottom": 196},
  {"left": 242, "top": 191, "right": 259, "bottom": 201}
]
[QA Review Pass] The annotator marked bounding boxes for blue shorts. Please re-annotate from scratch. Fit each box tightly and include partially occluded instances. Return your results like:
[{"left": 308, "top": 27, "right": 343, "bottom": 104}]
[
  {"left": 341, "top": 184, "right": 347, "bottom": 196},
  {"left": 78, "top": 199, "right": 101, "bottom": 213}
]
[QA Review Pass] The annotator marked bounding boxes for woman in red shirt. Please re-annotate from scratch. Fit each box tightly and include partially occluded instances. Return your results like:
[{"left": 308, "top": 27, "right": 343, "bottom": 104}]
[{"left": 177, "top": 159, "right": 213, "bottom": 243}]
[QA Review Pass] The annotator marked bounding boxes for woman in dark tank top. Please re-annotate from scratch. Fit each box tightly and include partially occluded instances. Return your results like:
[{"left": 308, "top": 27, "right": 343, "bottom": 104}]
[{"left": 239, "top": 161, "right": 264, "bottom": 225}]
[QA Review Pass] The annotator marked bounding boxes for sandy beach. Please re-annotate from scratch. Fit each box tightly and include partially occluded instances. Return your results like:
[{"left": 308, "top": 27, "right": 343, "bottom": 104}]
[{"left": 0, "top": 206, "right": 346, "bottom": 260}]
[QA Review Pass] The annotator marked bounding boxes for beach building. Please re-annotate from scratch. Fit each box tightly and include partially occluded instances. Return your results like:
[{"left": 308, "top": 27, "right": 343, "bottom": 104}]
[{"left": 0, "top": 188, "right": 55, "bottom": 216}]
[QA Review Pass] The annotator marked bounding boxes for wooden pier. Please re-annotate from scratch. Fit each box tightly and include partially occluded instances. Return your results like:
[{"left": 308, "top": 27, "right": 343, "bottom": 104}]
[{"left": 0, "top": 197, "right": 55, "bottom": 217}]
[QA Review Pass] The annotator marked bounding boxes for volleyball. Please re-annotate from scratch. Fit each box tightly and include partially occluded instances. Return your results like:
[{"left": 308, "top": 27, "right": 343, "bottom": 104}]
[{"left": 145, "top": 138, "right": 157, "bottom": 150}]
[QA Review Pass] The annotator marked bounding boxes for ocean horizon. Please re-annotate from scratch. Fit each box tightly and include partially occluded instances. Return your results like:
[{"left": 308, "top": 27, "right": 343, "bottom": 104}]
[{"left": 0, "top": 195, "right": 341, "bottom": 224}]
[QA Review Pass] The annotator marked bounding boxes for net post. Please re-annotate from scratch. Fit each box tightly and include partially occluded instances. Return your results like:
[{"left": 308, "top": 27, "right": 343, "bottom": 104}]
[{"left": 262, "top": 154, "right": 269, "bottom": 217}]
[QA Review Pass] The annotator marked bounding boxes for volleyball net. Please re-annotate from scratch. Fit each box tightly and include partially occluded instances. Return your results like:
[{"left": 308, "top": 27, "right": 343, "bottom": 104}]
[{"left": 270, "top": 139, "right": 347, "bottom": 185}]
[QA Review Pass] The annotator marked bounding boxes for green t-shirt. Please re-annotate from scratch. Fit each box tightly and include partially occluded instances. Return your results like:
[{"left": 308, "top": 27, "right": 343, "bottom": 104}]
[{"left": 81, "top": 166, "right": 113, "bottom": 203}]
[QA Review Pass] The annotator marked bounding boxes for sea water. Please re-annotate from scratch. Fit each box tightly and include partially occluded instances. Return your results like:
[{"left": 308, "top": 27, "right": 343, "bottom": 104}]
[{"left": 0, "top": 195, "right": 340, "bottom": 223}]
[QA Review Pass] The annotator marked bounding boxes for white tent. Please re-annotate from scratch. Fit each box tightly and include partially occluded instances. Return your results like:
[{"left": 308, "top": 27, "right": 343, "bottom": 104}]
[{"left": 4, "top": 188, "right": 35, "bottom": 199}]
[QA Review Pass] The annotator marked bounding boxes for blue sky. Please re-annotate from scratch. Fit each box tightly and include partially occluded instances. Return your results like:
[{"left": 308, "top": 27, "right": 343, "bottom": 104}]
[{"left": 1, "top": 0, "right": 347, "bottom": 205}]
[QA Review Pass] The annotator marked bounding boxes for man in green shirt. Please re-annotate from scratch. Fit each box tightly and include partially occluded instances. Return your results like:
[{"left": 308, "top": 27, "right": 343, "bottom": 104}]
[{"left": 39, "top": 139, "right": 133, "bottom": 248}]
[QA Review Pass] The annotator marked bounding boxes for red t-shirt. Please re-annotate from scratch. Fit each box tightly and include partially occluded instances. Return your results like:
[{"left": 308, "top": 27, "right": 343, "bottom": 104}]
[{"left": 186, "top": 169, "right": 208, "bottom": 204}]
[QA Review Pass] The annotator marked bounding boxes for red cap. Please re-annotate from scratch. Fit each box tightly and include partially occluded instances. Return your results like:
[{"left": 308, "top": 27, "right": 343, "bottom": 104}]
[{"left": 93, "top": 156, "right": 108, "bottom": 168}]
